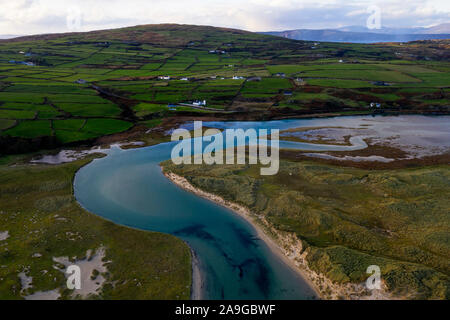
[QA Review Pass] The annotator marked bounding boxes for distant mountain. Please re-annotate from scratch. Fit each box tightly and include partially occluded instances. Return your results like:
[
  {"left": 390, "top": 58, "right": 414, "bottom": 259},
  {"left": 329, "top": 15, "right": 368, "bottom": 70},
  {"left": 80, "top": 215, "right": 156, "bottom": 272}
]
[
  {"left": 263, "top": 23, "right": 450, "bottom": 43},
  {"left": 337, "top": 23, "right": 450, "bottom": 35},
  {"left": 0, "top": 35, "right": 21, "bottom": 39},
  {"left": 419, "top": 23, "right": 450, "bottom": 34}
]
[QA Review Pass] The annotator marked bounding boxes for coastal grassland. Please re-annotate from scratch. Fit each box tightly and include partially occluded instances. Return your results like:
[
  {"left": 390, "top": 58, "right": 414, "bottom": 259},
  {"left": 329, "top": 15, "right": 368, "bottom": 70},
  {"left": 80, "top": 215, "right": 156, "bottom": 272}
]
[
  {"left": 0, "top": 156, "right": 191, "bottom": 300},
  {"left": 162, "top": 160, "right": 450, "bottom": 299}
]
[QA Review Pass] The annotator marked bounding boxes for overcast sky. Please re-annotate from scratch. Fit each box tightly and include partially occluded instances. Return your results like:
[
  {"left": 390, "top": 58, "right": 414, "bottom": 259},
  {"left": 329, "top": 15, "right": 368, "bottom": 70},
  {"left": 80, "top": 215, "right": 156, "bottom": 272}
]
[{"left": 0, "top": 0, "right": 449, "bottom": 35}]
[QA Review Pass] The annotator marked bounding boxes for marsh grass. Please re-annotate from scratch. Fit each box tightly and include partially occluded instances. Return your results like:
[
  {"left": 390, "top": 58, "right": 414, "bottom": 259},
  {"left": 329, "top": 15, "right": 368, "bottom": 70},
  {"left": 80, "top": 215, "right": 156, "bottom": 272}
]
[{"left": 0, "top": 156, "right": 191, "bottom": 300}]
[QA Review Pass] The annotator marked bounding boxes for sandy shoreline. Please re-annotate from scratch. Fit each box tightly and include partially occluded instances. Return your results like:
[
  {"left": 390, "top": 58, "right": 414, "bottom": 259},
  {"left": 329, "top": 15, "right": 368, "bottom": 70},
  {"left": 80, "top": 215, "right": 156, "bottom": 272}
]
[
  {"left": 162, "top": 167, "right": 322, "bottom": 299},
  {"left": 162, "top": 168, "right": 397, "bottom": 300},
  {"left": 189, "top": 245, "right": 204, "bottom": 300}
]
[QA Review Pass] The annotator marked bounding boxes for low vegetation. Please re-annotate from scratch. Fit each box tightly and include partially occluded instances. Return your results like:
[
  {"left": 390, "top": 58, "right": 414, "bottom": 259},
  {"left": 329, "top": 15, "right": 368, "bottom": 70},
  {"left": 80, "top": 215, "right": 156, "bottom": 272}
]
[
  {"left": 0, "top": 156, "right": 191, "bottom": 300},
  {"left": 162, "top": 160, "right": 450, "bottom": 299}
]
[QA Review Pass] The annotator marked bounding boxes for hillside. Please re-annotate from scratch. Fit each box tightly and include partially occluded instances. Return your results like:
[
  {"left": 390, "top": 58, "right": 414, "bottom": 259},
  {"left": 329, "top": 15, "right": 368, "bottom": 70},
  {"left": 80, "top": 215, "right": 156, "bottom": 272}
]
[{"left": 0, "top": 24, "right": 449, "bottom": 155}]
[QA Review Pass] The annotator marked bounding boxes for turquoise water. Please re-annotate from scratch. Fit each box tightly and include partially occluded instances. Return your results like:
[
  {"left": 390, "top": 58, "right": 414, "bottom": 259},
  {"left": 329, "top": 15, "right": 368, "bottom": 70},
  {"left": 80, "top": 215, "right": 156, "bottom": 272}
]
[{"left": 74, "top": 115, "right": 449, "bottom": 300}]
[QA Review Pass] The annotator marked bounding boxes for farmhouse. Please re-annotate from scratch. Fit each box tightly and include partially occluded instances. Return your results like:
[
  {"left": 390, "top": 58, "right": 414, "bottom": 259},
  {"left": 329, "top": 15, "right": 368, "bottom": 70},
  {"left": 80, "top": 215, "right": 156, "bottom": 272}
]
[
  {"left": 209, "top": 50, "right": 226, "bottom": 54},
  {"left": 192, "top": 100, "right": 207, "bottom": 107},
  {"left": 370, "top": 102, "right": 382, "bottom": 108}
]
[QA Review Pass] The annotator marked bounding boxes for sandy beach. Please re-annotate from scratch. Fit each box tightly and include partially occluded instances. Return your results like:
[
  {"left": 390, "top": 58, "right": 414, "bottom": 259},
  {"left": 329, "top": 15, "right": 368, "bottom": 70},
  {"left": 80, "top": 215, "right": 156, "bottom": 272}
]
[
  {"left": 189, "top": 246, "right": 204, "bottom": 300},
  {"left": 162, "top": 168, "right": 397, "bottom": 300},
  {"left": 162, "top": 168, "right": 322, "bottom": 299}
]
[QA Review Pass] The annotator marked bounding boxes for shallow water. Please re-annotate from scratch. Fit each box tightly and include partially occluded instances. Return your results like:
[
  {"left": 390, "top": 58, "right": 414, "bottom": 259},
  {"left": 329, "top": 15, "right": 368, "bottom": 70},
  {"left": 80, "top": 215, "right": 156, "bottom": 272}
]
[{"left": 74, "top": 115, "right": 449, "bottom": 300}]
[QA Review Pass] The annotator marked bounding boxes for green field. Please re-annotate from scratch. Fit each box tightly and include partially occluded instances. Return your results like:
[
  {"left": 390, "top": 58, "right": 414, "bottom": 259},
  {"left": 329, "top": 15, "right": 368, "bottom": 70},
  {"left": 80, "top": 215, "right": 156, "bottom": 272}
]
[
  {"left": 3, "top": 120, "right": 52, "bottom": 138},
  {"left": 0, "top": 25, "right": 448, "bottom": 150}
]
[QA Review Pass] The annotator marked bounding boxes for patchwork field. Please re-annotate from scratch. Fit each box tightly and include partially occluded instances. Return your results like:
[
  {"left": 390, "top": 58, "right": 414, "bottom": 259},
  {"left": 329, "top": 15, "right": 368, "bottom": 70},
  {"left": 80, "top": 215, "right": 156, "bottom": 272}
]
[{"left": 0, "top": 25, "right": 448, "bottom": 154}]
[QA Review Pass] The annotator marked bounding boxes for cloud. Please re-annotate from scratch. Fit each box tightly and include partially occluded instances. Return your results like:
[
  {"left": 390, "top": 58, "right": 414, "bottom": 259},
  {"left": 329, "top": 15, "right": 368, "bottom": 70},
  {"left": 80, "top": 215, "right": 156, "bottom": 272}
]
[{"left": 0, "top": 0, "right": 448, "bottom": 35}]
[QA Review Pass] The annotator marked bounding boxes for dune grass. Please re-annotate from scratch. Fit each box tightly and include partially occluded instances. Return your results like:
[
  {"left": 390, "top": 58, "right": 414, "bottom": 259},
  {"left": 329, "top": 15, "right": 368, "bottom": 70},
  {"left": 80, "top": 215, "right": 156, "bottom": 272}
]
[{"left": 163, "top": 160, "right": 450, "bottom": 299}]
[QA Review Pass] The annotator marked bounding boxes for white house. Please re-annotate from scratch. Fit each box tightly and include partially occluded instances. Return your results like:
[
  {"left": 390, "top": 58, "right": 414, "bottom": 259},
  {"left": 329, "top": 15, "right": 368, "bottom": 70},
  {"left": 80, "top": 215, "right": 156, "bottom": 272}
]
[
  {"left": 209, "top": 50, "right": 226, "bottom": 54},
  {"left": 193, "top": 100, "right": 207, "bottom": 107},
  {"left": 370, "top": 102, "right": 381, "bottom": 108},
  {"left": 158, "top": 76, "right": 171, "bottom": 80}
]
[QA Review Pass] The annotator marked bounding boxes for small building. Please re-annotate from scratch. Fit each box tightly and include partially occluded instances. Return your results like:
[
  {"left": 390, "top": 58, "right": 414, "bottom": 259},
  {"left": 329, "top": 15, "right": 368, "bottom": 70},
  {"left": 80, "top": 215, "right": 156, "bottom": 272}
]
[
  {"left": 75, "top": 79, "right": 87, "bottom": 84},
  {"left": 96, "top": 42, "right": 110, "bottom": 47},
  {"left": 274, "top": 73, "right": 286, "bottom": 78},
  {"left": 232, "top": 76, "right": 245, "bottom": 80},
  {"left": 180, "top": 77, "right": 189, "bottom": 81},
  {"left": 370, "top": 102, "right": 382, "bottom": 108},
  {"left": 209, "top": 50, "right": 226, "bottom": 54},
  {"left": 283, "top": 90, "right": 293, "bottom": 96},
  {"left": 158, "top": 76, "right": 171, "bottom": 80},
  {"left": 192, "top": 100, "right": 207, "bottom": 107}
]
